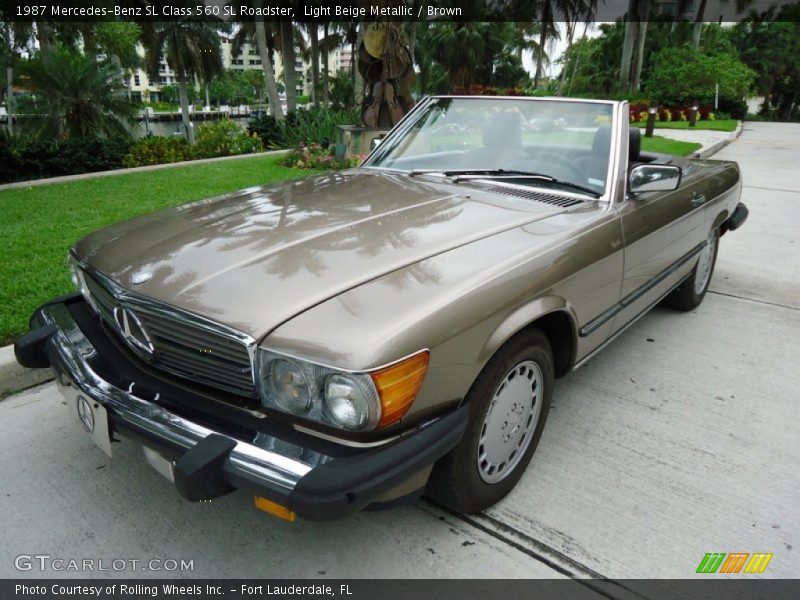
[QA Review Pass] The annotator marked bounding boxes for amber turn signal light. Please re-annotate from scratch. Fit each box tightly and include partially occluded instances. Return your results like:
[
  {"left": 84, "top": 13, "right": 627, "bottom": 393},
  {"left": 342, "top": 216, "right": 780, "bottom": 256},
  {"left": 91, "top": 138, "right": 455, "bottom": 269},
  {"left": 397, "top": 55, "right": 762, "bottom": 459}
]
[{"left": 371, "top": 351, "right": 430, "bottom": 428}]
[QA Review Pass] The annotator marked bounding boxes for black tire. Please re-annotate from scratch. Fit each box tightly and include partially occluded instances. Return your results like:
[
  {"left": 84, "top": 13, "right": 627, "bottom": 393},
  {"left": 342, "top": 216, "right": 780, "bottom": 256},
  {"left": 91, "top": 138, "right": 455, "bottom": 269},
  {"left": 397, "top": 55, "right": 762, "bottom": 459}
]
[
  {"left": 664, "top": 228, "right": 719, "bottom": 311},
  {"left": 425, "top": 327, "right": 554, "bottom": 514}
]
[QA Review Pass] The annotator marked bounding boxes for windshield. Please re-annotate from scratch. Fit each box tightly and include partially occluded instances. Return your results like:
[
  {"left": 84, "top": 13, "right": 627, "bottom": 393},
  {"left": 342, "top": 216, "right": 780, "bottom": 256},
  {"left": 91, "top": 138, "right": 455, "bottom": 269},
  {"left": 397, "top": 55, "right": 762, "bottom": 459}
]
[{"left": 365, "top": 97, "right": 615, "bottom": 196}]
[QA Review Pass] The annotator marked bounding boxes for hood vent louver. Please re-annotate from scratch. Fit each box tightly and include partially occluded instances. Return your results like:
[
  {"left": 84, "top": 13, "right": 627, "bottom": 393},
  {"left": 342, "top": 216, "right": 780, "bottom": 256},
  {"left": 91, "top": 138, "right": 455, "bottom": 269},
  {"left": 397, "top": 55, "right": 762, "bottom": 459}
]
[{"left": 478, "top": 184, "right": 586, "bottom": 208}]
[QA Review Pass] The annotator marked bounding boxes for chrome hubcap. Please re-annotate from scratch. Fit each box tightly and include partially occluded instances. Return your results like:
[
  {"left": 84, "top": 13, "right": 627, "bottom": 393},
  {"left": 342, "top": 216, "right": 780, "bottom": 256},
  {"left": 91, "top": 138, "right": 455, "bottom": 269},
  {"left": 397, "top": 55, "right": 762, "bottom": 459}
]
[
  {"left": 694, "top": 232, "right": 717, "bottom": 295},
  {"left": 477, "top": 360, "right": 543, "bottom": 484}
]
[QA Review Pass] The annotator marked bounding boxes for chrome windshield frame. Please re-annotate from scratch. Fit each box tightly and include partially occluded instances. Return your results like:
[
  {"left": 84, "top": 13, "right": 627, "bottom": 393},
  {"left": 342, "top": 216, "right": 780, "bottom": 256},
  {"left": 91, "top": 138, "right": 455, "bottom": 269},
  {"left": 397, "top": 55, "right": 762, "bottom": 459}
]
[{"left": 361, "top": 95, "right": 625, "bottom": 206}]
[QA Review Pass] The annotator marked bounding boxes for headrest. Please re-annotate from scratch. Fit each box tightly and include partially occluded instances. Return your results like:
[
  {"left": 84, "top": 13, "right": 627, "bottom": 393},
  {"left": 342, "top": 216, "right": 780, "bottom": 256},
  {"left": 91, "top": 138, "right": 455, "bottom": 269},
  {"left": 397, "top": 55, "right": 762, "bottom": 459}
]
[
  {"left": 592, "top": 125, "right": 612, "bottom": 154},
  {"left": 629, "top": 127, "right": 641, "bottom": 162},
  {"left": 483, "top": 112, "right": 522, "bottom": 150}
]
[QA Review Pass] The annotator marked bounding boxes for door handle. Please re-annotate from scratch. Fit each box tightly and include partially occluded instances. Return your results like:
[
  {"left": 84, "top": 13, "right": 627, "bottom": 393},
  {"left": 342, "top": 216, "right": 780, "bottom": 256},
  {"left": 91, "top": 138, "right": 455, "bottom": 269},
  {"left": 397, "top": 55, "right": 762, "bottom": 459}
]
[{"left": 691, "top": 192, "right": 707, "bottom": 206}]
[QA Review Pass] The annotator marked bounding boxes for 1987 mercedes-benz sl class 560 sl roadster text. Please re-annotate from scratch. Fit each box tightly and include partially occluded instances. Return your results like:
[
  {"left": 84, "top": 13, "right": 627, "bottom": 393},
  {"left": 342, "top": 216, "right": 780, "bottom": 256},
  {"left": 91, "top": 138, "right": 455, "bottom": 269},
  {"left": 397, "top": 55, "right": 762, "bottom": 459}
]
[{"left": 16, "top": 97, "right": 748, "bottom": 520}]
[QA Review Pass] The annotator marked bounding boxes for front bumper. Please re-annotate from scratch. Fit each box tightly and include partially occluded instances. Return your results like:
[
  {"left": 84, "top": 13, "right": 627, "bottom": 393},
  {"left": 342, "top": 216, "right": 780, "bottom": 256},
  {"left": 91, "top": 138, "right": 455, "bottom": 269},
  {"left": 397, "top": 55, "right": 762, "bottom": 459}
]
[{"left": 15, "top": 295, "right": 468, "bottom": 520}]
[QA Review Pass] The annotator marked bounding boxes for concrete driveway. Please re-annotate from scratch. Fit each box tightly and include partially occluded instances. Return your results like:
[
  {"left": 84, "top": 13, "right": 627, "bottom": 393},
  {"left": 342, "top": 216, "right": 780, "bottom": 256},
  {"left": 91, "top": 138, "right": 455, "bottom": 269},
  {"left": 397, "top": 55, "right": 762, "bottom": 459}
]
[{"left": 1, "top": 123, "right": 797, "bottom": 584}]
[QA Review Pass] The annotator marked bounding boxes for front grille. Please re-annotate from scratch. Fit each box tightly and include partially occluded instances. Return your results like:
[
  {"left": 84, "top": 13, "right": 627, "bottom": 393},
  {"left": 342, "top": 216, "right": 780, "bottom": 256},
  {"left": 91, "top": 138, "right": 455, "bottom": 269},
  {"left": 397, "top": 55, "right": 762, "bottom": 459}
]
[{"left": 82, "top": 270, "right": 256, "bottom": 398}]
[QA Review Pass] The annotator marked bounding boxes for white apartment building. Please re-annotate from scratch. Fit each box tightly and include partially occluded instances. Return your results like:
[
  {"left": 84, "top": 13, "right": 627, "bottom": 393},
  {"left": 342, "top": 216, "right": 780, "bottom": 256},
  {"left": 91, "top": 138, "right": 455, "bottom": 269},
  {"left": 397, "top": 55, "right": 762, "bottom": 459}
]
[{"left": 127, "top": 34, "right": 312, "bottom": 104}]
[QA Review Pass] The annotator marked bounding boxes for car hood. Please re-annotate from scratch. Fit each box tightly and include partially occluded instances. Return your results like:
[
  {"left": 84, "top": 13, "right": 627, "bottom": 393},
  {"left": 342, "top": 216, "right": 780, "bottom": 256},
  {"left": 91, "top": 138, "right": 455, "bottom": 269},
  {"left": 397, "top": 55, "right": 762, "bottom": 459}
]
[{"left": 77, "top": 170, "right": 565, "bottom": 339}]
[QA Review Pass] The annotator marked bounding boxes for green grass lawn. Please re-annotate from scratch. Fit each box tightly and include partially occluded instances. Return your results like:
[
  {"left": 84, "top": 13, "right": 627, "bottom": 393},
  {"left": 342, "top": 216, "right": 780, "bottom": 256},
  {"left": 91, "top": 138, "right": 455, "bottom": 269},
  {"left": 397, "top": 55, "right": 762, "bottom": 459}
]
[
  {"left": 641, "top": 135, "right": 702, "bottom": 156},
  {"left": 633, "top": 119, "right": 739, "bottom": 132},
  {"left": 0, "top": 154, "right": 321, "bottom": 345}
]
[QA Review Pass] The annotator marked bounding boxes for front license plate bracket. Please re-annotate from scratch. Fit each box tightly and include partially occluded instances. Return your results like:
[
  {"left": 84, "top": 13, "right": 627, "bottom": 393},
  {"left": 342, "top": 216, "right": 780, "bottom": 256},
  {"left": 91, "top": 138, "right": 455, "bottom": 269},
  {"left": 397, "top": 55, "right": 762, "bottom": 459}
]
[{"left": 70, "top": 393, "right": 113, "bottom": 457}]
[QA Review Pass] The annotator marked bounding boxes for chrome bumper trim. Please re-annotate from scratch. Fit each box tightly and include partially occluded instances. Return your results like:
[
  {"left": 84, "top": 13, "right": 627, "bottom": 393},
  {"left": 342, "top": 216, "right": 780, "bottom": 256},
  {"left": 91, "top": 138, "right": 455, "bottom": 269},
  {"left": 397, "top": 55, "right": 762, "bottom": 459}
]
[{"left": 39, "top": 302, "right": 313, "bottom": 493}]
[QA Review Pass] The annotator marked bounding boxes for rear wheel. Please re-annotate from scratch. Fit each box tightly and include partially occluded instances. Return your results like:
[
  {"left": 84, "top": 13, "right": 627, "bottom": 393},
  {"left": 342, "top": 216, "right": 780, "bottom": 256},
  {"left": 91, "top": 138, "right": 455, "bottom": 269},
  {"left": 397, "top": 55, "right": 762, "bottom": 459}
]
[
  {"left": 426, "top": 328, "right": 553, "bottom": 513},
  {"left": 665, "top": 228, "right": 719, "bottom": 311}
]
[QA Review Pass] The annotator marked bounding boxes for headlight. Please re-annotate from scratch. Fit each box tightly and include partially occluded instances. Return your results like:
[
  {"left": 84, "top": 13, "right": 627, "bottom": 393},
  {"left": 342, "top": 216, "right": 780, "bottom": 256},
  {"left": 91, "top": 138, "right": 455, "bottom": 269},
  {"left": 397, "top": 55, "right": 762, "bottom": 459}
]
[
  {"left": 324, "top": 374, "right": 372, "bottom": 430},
  {"left": 67, "top": 252, "right": 91, "bottom": 301},
  {"left": 264, "top": 359, "right": 311, "bottom": 414},
  {"left": 257, "top": 349, "right": 429, "bottom": 432}
]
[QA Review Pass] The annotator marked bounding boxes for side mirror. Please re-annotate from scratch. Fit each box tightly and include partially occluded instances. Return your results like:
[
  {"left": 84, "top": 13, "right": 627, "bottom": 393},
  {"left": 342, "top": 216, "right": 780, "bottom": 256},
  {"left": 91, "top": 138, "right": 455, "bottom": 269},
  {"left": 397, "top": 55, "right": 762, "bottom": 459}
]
[{"left": 629, "top": 164, "right": 682, "bottom": 194}]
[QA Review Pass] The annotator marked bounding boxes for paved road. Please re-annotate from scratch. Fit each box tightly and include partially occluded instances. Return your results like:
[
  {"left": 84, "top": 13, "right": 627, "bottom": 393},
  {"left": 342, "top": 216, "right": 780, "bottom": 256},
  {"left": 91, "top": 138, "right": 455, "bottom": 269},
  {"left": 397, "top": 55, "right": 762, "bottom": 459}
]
[{"left": 1, "top": 123, "right": 797, "bottom": 586}]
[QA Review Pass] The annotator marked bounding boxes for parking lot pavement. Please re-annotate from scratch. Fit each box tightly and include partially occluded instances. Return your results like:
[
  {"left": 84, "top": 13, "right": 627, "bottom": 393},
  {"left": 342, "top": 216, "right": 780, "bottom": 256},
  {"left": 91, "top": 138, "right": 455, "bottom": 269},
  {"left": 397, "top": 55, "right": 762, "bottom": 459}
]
[{"left": 1, "top": 123, "right": 797, "bottom": 584}]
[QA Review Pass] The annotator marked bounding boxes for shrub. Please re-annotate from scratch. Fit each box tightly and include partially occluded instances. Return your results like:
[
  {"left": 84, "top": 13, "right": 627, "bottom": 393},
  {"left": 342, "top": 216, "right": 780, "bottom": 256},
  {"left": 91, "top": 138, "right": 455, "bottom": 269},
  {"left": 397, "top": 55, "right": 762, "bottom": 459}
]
[
  {"left": 122, "top": 136, "right": 191, "bottom": 167},
  {"left": 191, "top": 118, "right": 263, "bottom": 159},
  {"left": 248, "top": 107, "right": 359, "bottom": 149},
  {"left": 717, "top": 97, "right": 747, "bottom": 120},
  {"left": 247, "top": 113, "right": 282, "bottom": 147},
  {"left": 0, "top": 135, "right": 132, "bottom": 184},
  {"left": 281, "top": 143, "right": 363, "bottom": 170}
]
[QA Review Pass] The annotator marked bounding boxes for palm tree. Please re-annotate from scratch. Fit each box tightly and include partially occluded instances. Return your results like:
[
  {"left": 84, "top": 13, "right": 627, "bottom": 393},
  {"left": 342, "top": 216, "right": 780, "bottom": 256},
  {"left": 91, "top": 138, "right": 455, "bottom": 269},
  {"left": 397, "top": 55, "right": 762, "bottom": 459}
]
[
  {"left": 554, "top": 0, "right": 597, "bottom": 95},
  {"left": 142, "top": 20, "right": 224, "bottom": 144},
  {"left": 618, "top": 0, "right": 650, "bottom": 92},
  {"left": 0, "top": 20, "right": 34, "bottom": 136},
  {"left": 253, "top": 18, "right": 283, "bottom": 119},
  {"left": 672, "top": 0, "right": 756, "bottom": 48},
  {"left": 280, "top": 21, "right": 298, "bottom": 112},
  {"left": 533, "top": 2, "right": 561, "bottom": 88},
  {"left": 302, "top": 23, "right": 320, "bottom": 105},
  {"left": 231, "top": 15, "right": 284, "bottom": 120},
  {"left": 319, "top": 23, "right": 345, "bottom": 107},
  {"left": 19, "top": 46, "right": 136, "bottom": 140}
]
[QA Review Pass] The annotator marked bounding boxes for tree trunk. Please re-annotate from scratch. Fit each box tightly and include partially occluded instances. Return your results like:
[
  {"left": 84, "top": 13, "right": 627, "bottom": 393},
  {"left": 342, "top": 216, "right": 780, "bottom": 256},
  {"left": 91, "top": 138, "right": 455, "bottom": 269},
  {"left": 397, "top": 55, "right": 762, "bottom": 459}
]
[
  {"left": 255, "top": 17, "right": 283, "bottom": 120},
  {"left": 354, "top": 25, "right": 365, "bottom": 107},
  {"left": 534, "top": 25, "right": 548, "bottom": 88},
  {"left": 619, "top": 0, "right": 638, "bottom": 92},
  {"left": 557, "top": 20, "right": 577, "bottom": 96},
  {"left": 567, "top": 22, "right": 591, "bottom": 97},
  {"left": 632, "top": 0, "right": 650, "bottom": 91},
  {"left": 178, "top": 78, "right": 194, "bottom": 145},
  {"left": 692, "top": 0, "right": 708, "bottom": 48},
  {"left": 632, "top": 21, "right": 648, "bottom": 91},
  {"left": 309, "top": 25, "right": 320, "bottom": 105},
  {"left": 321, "top": 22, "right": 330, "bottom": 106},
  {"left": 35, "top": 21, "right": 55, "bottom": 52},
  {"left": 281, "top": 21, "right": 297, "bottom": 112},
  {"left": 205, "top": 83, "right": 210, "bottom": 108},
  {"left": 6, "top": 63, "right": 13, "bottom": 136},
  {"left": 407, "top": 17, "right": 418, "bottom": 64}
]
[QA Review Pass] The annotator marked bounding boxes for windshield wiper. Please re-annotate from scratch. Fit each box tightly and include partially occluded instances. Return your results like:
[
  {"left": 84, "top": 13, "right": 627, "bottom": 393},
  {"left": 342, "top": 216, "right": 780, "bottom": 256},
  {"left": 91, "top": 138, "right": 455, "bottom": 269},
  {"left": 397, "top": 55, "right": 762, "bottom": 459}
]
[
  {"left": 406, "top": 168, "right": 601, "bottom": 198},
  {"left": 407, "top": 168, "right": 553, "bottom": 180}
]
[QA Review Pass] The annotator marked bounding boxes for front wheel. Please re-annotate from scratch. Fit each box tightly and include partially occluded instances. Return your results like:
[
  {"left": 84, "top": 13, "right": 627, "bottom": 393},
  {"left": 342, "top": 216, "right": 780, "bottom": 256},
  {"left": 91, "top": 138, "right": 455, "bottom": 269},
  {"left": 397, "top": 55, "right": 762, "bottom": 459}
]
[
  {"left": 665, "top": 228, "right": 719, "bottom": 311},
  {"left": 426, "top": 328, "right": 553, "bottom": 513}
]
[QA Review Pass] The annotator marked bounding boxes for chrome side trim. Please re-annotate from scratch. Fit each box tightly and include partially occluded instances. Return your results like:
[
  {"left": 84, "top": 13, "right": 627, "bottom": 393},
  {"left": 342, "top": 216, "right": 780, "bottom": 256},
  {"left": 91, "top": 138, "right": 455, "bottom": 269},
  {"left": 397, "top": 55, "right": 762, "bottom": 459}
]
[
  {"left": 40, "top": 302, "right": 314, "bottom": 492},
  {"left": 579, "top": 241, "right": 707, "bottom": 337}
]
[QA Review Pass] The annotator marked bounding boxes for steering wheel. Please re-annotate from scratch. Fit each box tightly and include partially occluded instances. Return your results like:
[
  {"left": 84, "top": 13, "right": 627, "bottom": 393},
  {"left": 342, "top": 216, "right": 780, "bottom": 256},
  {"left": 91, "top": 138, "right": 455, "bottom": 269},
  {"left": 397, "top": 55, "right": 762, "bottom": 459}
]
[{"left": 526, "top": 153, "right": 587, "bottom": 182}]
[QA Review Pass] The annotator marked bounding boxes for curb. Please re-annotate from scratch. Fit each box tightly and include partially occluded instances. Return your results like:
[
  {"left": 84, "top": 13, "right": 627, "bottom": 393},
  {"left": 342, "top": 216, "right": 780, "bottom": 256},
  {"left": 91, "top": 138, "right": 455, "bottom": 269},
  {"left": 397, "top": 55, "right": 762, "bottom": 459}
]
[
  {"left": 693, "top": 121, "right": 744, "bottom": 159},
  {"left": 0, "top": 345, "right": 52, "bottom": 399},
  {"left": 0, "top": 149, "right": 290, "bottom": 192}
]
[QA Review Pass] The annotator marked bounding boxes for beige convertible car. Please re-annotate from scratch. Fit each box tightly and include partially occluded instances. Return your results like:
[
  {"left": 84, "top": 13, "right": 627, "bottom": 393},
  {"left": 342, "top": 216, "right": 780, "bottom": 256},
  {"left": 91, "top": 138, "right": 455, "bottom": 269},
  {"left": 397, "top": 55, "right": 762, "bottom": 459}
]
[{"left": 16, "top": 97, "right": 747, "bottom": 520}]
